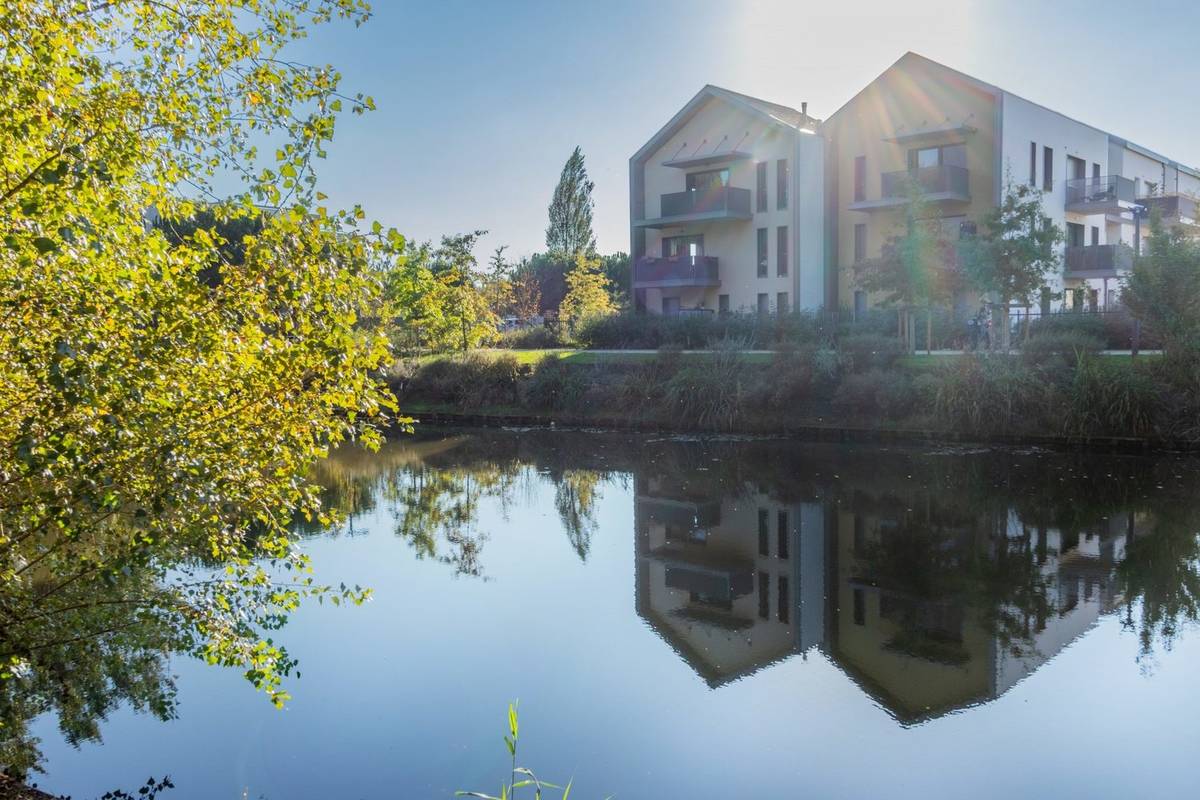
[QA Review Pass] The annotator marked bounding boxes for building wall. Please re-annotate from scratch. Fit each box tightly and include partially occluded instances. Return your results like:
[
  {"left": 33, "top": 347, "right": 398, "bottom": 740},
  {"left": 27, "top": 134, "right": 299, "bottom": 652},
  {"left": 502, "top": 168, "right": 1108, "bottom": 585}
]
[
  {"left": 825, "top": 57, "right": 999, "bottom": 310},
  {"left": 635, "top": 95, "right": 824, "bottom": 313}
]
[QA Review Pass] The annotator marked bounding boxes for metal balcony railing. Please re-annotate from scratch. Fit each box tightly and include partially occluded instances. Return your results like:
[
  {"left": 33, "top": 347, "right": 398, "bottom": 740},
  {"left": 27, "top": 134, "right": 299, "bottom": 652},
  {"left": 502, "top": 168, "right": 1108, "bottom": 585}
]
[
  {"left": 633, "top": 255, "right": 720, "bottom": 288},
  {"left": 880, "top": 164, "right": 969, "bottom": 199},
  {"left": 1064, "top": 244, "right": 1132, "bottom": 276},
  {"left": 1065, "top": 175, "right": 1135, "bottom": 209},
  {"left": 659, "top": 186, "right": 752, "bottom": 219}
]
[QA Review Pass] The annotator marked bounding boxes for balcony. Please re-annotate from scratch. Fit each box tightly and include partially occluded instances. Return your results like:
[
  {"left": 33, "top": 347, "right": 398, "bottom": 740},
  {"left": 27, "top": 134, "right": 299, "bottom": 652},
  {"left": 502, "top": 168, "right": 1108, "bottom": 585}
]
[
  {"left": 1137, "top": 193, "right": 1199, "bottom": 227},
  {"left": 848, "top": 164, "right": 970, "bottom": 211},
  {"left": 1064, "top": 244, "right": 1133, "bottom": 280},
  {"left": 633, "top": 255, "right": 720, "bottom": 289},
  {"left": 634, "top": 186, "right": 753, "bottom": 229},
  {"left": 1065, "top": 175, "right": 1135, "bottom": 214}
]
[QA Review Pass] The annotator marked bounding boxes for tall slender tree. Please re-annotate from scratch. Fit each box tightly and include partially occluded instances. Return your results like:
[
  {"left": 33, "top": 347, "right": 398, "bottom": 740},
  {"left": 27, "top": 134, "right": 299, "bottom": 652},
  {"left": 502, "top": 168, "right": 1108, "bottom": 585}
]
[{"left": 546, "top": 146, "right": 597, "bottom": 257}]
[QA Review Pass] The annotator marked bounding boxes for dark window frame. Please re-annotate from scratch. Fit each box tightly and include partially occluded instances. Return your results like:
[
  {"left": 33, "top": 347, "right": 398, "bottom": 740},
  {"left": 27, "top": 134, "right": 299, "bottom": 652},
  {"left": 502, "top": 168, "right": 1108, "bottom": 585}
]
[
  {"left": 776, "top": 225, "right": 788, "bottom": 276},
  {"left": 1029, "top": 141, "right": 1037, "bottom": 187},
  {"left": 756, "top": 161, "right": 768, "bottom": 212},
  {"left": 685, "top": 167, "right": 730, "bottom": 192},
  {"left": 1043, "top": 146, "right": 1054, "bottom": 192},
  {"left": 756, "top": 227, "right": 768, "bottom": 277},
  {"left": 777, "top": 158, "right": 789, "bottom": 210},
  {"left": 777, "top": 511, "right": 789, "bottom": 559}
]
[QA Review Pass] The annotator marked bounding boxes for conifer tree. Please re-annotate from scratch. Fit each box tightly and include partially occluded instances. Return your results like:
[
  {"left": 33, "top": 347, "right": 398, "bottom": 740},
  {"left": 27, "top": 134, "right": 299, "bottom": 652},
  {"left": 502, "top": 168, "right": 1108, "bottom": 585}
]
[{"left": 546, "top": 146, "right": 597, "bottom": 257}]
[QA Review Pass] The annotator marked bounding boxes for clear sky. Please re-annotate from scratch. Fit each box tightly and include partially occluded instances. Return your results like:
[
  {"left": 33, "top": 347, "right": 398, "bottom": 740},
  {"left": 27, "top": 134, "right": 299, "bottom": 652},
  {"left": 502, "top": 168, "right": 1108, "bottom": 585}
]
[{"left": 294, "top": 0, "right": 1200, "bottom": 260}]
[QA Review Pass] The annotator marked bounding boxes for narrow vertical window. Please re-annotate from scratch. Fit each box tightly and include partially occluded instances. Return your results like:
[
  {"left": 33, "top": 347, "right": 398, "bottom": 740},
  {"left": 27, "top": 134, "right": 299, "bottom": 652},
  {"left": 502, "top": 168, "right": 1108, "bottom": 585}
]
[
  {"left": 777, "top": 511, "right": 789, "bottom": 559},
  {"left": 758, "top": 509, "right": 769, "bottom": 556},
  {"left": 756, "top": 228, "right": 768, "bottom": 277},
  {"left": 1029, "top": 141, "right": 1037, "bottom": 187},
  {"left": 758, "top": 571, "right": 770, "bottom": 619},
  {"left": 1091, "top": 226, "right": 1100, "bottom": 246},
  {"left": 853, "top": 588, "right": 865, "bottom": 626},
  {"left": 718, "top": 294, "right": 730, "bottom": 314},
  {"left": 777, "top": 158, "right": 789, "bottom": 210},
  {"left": 853, "top": 223, "right": 867, "bottom": 263},
  {"left": 853, "top": 155, "right": 866, "bottom": 202},
  {"left": 778, "top": 576, "right": 790, "bottom": 624},
  {"left": 757, "top": 293, "right": 769, "bottom": 315},
  {"left": 756, "top": 161, "right": 768, "bottom": 212},
  {"left": 776, "top": 292, "right": 788, "bottom": 314},
  {"left": 777, "top": 226, "right": 788, "bottom": 276},
  {"left": 1043, "top": 146, "right": 1054, "bottom": 192}
]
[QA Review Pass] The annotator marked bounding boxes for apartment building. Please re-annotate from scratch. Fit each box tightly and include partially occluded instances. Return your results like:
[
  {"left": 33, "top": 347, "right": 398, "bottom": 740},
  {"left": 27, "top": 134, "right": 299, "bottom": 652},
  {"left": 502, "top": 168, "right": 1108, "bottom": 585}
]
[
  {"left": 629, "top": 85, "right": 826, "bottom": 315},
  {"left": 827, "top": 52, "right": 1200, "bottom": 314},
  {"left": 632, "top": 54, "right": 1199, "bottom": 315}
]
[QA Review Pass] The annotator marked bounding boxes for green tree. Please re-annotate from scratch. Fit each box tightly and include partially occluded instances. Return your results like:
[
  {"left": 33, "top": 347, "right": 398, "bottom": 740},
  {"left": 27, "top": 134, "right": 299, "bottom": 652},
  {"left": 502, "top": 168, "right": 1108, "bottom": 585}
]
[
  {"left": 959, "top": 181, "right": 1063, "bottom": 351},
  {"left": 559, "top": 253, "right": 615, "bottom": 339},
  {"left": 0, "top": 0, "right": 402, "bottom": 761},
  {"left": 852, "top": 185, "right": 959, "bottom": 352},
  {"left": 1121, "top": 215, "right": 1200, "bottom": 361},
  {"left": 429, "top": 231, "right": 498, "bottom": 351},
  {"left": 545, "top": 146, "right": 596, "bottom": 257},
  {"left": 153, "top": 205, "right": 266, "bottom": 286}
]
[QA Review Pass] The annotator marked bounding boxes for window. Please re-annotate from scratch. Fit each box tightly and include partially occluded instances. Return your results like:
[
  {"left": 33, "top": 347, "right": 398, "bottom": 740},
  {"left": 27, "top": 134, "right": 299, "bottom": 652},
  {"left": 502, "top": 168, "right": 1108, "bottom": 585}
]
[
  {"left": 777, "top": 292, "right": 789, "bottom": 314},
  {"left": 1067, "top": 222, "right": 1085, "bottom": 247},
  {"left": 777, "top": 511, "right": 789, "bottom": 559},
  {"left": 757, "top": 293, "right": 769, "bottom": 315},
  {"left": 1029, "top": 141, "right": 1037, "bottom": 186},
  {"left": 1091, "top": 226, "right": 1100, "bottom": 246},
  {"left": 1043, "top": 146, "right": 1054, "bottom": 192},
  {"left": 662, "top": 234, "right": 703, "bottom": 258},
  {"left": 1093, "top": 163, "right": 1101, "bottom": 182},
  {"left": 777, "top": 158, "right": 789, "bottom": 209},
  {"left": 756, "top": 161, "right": 768, "bottom": 212},
  {"left": 908, "top": 143, "right": 966, "bottom": 170},
  {"left": 778, "top": 576, "right": 790, "bottom": 624},
  {"left": 1068, "top": 155, "right": 1086, "bottom": 182},
  {"left": 853, "top": 514, "right": 866, "bottom": 555},
  {"left": 758, "top": 571, "right": 770, "bottom": 619},
  {"left": 853, "top": 223, "right": 867, "bottom": 263},
  {"left": 853, "top": 156, "right": 866, "bottom": 201},
  {"left": 777, "top": 226, "right": 788, "bottom": 276},
  {"left": 911, "top": 146, "right": 940, "bottom": 170},
  {"left": 959, "top": 220, "right": 977, "bottom": 238},
  {"left": 758, "top": 509, "right": 769, "bottom": 556},
  {"left": 686, "top": 168, "right": 729, "bottom": 192},
  {"left": 718, "top": 294, "right": 730, "bottom": 314},
  {"left": 756, "top": 228, "right": 768, "bottom": 277},
  {"left": 853, "top": 588, "right": 865, "bottom": 626},
  {"left": 662, "top": 297, "right": 680, "bottom": 315}
]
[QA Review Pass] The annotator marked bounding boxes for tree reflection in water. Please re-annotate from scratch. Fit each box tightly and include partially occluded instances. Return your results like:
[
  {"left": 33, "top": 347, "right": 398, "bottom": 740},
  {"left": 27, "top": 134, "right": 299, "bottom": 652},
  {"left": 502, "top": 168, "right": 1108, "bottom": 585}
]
[{"left": 5, "top": 429, "right": 1199, "bottom": 775}]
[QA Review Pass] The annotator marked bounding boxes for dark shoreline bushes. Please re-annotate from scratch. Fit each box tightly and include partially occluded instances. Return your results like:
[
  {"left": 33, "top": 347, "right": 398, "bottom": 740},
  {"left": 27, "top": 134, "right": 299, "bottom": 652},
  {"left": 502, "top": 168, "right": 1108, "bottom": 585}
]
[{"left": 391, "top": 348, "right": 1200, "bottom": 442}]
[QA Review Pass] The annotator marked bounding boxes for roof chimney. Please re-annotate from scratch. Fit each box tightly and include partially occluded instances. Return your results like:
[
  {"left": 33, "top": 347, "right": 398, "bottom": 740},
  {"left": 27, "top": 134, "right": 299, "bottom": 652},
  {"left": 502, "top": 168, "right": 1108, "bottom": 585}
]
[{"left": 801, "top": 101, "right": 808, "bottom": 117}]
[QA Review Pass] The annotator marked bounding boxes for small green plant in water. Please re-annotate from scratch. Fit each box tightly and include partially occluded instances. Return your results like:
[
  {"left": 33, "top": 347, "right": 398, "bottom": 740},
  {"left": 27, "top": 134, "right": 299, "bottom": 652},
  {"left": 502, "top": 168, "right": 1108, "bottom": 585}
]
[{"left": 457, "top": 702, "right": 583, "bottom": 800}]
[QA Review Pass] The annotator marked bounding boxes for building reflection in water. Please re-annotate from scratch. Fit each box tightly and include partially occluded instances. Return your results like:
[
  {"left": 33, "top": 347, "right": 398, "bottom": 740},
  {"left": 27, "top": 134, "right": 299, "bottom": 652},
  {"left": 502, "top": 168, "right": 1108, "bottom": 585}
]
[{"left": 634, "top": 461, "right": 1139, "bottom": 723}]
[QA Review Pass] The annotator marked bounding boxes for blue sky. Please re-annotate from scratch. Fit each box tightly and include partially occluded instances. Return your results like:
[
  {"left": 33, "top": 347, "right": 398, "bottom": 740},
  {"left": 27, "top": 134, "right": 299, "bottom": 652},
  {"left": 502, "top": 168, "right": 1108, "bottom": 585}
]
[{"left": 295, "top": 0, "right": 1200, "bottom": 260}]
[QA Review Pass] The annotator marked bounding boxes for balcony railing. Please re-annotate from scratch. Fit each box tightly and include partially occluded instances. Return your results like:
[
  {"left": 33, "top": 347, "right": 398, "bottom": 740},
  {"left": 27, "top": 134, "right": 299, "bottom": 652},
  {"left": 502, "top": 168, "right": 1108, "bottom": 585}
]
[
  {"left": 659, "top": 186, "right": 752, "bottom": 219},
  {"left": 633, "top": 254, "right": 720, "bottom": 289},
  {"left": 881, "top": 164, "right": 970, "bottom": 200},
  {"left": 1065, "top": 175, "right": 1135, "bottom": 212},
  {"left": 1064, "top": 244, "right": 1132, "bottom": 278},
  {"left": 1137, "top": 193, "right": 1198, "bottom": 223}
]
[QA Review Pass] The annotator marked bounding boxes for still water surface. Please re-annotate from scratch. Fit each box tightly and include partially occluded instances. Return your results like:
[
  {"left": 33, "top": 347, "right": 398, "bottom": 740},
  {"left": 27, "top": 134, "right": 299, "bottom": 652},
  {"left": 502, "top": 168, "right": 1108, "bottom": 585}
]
[{"left": 34, "top": 429, "right": 1200, "bottom": 798}]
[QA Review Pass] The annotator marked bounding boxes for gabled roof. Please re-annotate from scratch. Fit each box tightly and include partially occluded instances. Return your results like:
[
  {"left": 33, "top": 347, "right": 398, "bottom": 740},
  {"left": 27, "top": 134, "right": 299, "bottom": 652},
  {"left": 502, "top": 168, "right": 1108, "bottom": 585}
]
[
  {"left": 631, "top": 84, "right": 819, "bottom": 165},
  {"left": 829, "top": 51, "right": 1200, "bottom": 179}
]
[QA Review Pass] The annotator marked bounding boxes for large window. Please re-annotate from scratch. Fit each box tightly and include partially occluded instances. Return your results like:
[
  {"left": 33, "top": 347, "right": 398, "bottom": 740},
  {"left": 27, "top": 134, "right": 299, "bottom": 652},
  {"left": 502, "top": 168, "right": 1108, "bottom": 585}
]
[
  {"left": 853, "top": 155, "right": 866, "bottom": 201},
  {"left": 777, "top": 226, "right": 788, "bottom": 276},
  {"left": 757, "top": 228, "right": 768, "bottom": 277},
  {"left": 777, "top": 159, "right": 789, "bottom": 209},
  {"left": 1043, "top": 146, "right": 1054, "bottom": 192},
  {"left": 853, "top": 223, "right": 867, "bottom": 263},
  {"left": 686, "top": 168, "right": 729, "bottom": 192},
  {"left": 1067, "top": 221, "right": 1085, "bottom": 247},
  {"left": 661, "top": 234, "right": 703, "bottom": 259},
  {"left": 756, "top": 161, "right": 767, "bottom": 212},
  {"left": 908, "top": 143, "right": 966, "bottom": 170}
]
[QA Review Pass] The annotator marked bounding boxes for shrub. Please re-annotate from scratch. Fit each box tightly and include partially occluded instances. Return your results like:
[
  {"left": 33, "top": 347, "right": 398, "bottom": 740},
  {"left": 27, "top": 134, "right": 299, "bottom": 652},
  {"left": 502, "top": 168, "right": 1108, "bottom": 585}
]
[
  {"left": 832, "top": 369, "right": 915, "bottom": 419},
  {"left": 496, "top": 325, "right": 564, "bottom": 349},
  {"left": 933, "top": 356, "right": 1059, "bottom": 434},
  {"left": 398, "top": 353, "right": 523, "bottom": 408},
  {"left": 662, "top": 342, "right": 748, "bottom": 430},
  {"left": 837, "top": 334, "right": 905, "bottom": 372},
  {"left": 525, "top": 354, "right": 586, "bottom": 411},
  {"left": 1063, "top": 357, "right": 1159, "bottom": 438},
  {"left": 1020, "top": 330, "right": 1105, "bottom": 365}
]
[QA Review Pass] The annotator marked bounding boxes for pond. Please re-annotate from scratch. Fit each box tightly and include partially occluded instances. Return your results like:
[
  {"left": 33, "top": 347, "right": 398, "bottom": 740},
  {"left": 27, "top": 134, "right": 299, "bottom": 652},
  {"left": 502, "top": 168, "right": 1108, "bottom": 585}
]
[{"left": 29, "top": 428, "right": 1200, "bottom": 799}]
